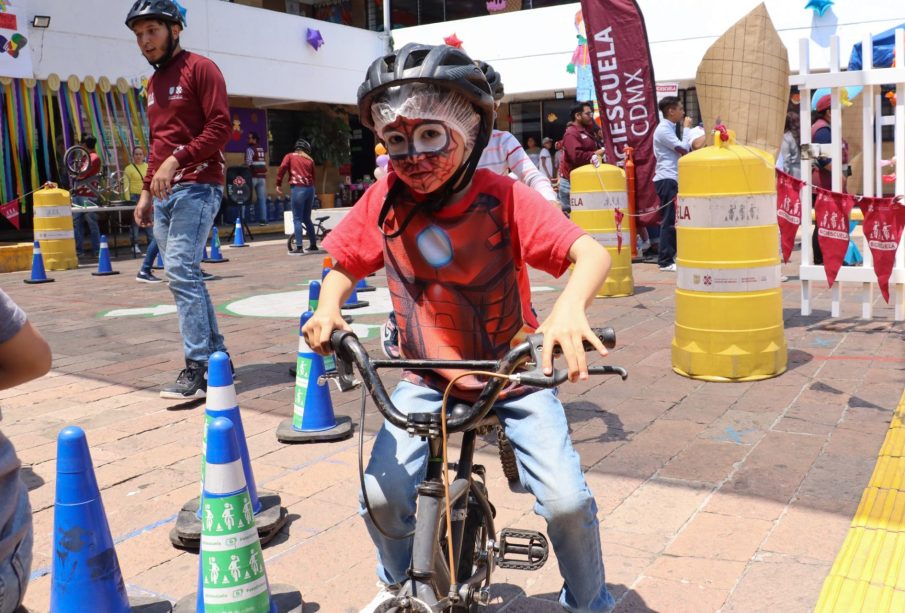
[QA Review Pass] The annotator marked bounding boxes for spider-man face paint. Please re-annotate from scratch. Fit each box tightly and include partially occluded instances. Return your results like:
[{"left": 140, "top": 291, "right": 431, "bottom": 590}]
[{"left": 381, "top": 118, "right": 465, "bottom": 195}]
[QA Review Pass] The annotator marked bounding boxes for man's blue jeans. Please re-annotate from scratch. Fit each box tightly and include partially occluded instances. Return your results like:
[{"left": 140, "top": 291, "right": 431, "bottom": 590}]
[
  {"left": 290, "top": 186, "right": 316, "bottom": 249},
  {"left": 71, "top": 196, "right": 100, "bottom": 255},
  {"left": 0, "top": 436, "right": 32, "bottom": 613},
  {"left": 558, "top": 176, "right": 572, "bottom": 217},
  {"left": 154, "top": 183, "right": 226, "bottom": 363},
  {"left": 252, "top": 177, "right": 267, "bottom": 223},
  {"left": 360, "top": 381, "right": 616, "bottom": 613}
]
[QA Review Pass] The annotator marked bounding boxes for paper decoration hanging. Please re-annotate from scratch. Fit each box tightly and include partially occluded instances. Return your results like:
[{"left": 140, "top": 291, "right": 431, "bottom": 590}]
[
  {"left": 805, "top": 0, "right": 834, "bottom": 17},
  {"left": 695, "top": 3, "right": 790, "bottom": 158},
  {"left": 306, "top": 27, "right": 324, "bottom": 51}
]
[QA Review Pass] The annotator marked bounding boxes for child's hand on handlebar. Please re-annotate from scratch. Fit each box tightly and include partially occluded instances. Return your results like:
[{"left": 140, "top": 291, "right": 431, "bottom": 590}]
[
  {"left": 302, "top": 309, "right": 351, "bottom": 356},
  {"left": 535, "top": 309, "right": 608, "bottom": 383}
]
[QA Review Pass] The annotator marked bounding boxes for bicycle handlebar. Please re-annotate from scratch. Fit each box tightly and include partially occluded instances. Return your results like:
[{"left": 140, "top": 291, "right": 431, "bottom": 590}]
[{"left": 329, "top": 327, "right": 625, "bottom": 434}]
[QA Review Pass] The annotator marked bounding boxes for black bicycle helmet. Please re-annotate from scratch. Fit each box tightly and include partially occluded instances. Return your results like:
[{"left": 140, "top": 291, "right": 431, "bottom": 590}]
[
  {"left": 295, "top": 138, "right": 311, "bottom": 154},
  {"left": 357, "top": 43, "right": 494, "bottom": 227},
  {"left": 125, "top": 0, "right": 184, "bottom": 29},
  {"left": 476, "top": 61, "right": 504, "bottom": 101}
]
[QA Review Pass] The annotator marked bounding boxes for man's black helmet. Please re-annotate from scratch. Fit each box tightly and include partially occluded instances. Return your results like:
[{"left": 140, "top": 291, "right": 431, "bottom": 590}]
[
  {"left": 357, "top": 43, "right": 494, "bottom": 139},
  {"left": 125, "top": 0, "right": 184, "bottom": 29},
  {"left": 295, "top": 138, "right": 311, "bottom": 154},
  {"left": 476, "top": 61, "right": 504, "bottom": 101}
]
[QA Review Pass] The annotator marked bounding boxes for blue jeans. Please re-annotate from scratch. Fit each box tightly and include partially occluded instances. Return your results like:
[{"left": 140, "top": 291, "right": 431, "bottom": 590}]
[
  {"left": 252, "top": 177, "right": 267, "bottom": 223},
  {"left": 290, "top": 186, "right": 316, "bottom": 249},
  {"left": 71, "top": 196, "right": 100, "bottom": 255},
  {"left": 361, "top": 381, "right": 615, "bottom": 613},
  {"left": 154, "top": 183, "right": 226, "bottom": 363},
  {"left": 139, "top": 239, "right": 160, "bottom": 275},
  {"left": 0, "top": 438, "right": 33, "bottom": 613},
  {"left": 558, "top": 176, "right": 572, "bottom": 217}
]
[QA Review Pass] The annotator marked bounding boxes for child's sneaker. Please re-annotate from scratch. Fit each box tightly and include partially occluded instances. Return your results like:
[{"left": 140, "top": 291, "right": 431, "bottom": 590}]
[
  {"left": 380, "top": 312, "right": 400, "bottom": 359},
  {"left": 136, "top": 270, "right": 163, "bottom": 283},
  {"left": 160, "top": 359, "right": 207, "bottom": 399},
  {"left": 359, "top": 583, "right": 398, "bottom": 613}
]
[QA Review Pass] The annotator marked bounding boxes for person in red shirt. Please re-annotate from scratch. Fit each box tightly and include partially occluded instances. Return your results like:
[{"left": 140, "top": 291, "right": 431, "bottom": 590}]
[
  {"left": 275, "top": 138, "right": 318, "bottom": 254},
  {"left": 302, "top": 43, "right": 616, "bottom": 613},
  {"left": 71, "top": 135, "right": 102, "bottom": 258},
  {"left": 558, "top": 101, "right": 605, "bottom": 216},
  {"left": 127, "top": 0, "right": 231, "bottom": 400},
  {"left": 245, "top": 132, "right": 269, "bottom": 225}
]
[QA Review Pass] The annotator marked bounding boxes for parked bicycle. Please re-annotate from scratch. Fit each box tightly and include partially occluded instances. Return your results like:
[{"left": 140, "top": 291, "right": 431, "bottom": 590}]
[
  {"left": 64, "top": 144, "right": 127, "bottom": 205},
  {"left": 327, "top": 327, "right": 626, "bottom": 612},
  {"left": 286, "top": 215, "right": 331, "bottom": 252}
]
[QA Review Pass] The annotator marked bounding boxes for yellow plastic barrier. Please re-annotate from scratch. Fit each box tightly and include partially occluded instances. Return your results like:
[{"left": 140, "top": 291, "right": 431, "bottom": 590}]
[
  {"left": 33, "top": 187, "right": 78, "bottom": 270},
  {"left": 672, "top": 131, "right": 787, "bottom": 381},
  {"left": 569, "top": 164, "right": 633, "bottom": 297}
]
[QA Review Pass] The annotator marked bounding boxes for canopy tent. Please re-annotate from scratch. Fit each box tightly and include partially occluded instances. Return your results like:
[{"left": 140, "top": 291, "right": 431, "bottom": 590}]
[{"left": 848, "top": 23, "right": 903, "bottom": 70}]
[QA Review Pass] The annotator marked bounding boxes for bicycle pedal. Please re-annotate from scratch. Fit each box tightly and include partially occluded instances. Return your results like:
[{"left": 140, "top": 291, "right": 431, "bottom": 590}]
[{"left": 496, "top": 528, "right": 548, "bottom": 570}]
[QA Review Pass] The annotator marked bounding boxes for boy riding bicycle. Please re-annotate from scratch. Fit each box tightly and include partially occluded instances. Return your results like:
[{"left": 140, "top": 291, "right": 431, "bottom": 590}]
[{"left": 302, "top": 44, "right": 615, "bottom": 613}]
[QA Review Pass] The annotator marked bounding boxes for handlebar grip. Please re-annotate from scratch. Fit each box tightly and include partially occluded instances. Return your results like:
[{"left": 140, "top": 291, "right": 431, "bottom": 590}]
[{"left": 589, "top": 327, "right": 616, "bottom": 350}]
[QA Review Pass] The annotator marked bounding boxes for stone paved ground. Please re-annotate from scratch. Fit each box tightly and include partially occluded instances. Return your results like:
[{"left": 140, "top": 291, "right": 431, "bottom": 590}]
[{"left": 2, "top": 234, "right": 903, "bottom": 613}]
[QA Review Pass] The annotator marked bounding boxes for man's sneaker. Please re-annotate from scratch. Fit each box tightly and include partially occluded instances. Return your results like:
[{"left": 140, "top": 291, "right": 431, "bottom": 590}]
[
  {"left": 380, "top": 312, "right": 401, "bottom": 359},
  {"left": 132, "top": 245, "right": 143, "bottom": 257},
  {"left": 306, "top": 245, "right": 319, "bottom": 252},
  {"left": 160, "top": 360, "right": 207, "bottom": 399},
  {"left": 359, "top": 583, "right": 398, "bottom": 613},
  {"left": 201, "top": 269, "right": 218, "bottom": 281},
  {"left": 288, "top": 248, "right": 304, "bottom": 256},
  {"left": 136, "top": 270, "right": 163, "bottom": 283},
  {"left": 659, "top": 263, "right": 677, "bottom": 272}
]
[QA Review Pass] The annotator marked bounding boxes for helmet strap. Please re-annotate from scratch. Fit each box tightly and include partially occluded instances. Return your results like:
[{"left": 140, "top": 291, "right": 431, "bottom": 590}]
[{"left": 148, "top": 24, "right": 180, "bottom": 70}]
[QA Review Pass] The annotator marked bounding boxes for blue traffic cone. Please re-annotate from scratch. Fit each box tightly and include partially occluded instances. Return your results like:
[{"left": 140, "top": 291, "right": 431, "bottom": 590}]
[
  {"left": 152, "top": 251, "right": 164, "bottom": 270},
  {"left": 307, "top": 280, "right": 321, "bottom": 311},
  {"left": 203, "top": 227, "right": 229, "bottom": 263},
  {"left": 172, "top": 418, "right": 301, "bottom": 613},
  {"left": 321, "top": 256, "right": 332, "bottom": 281},
  {"left": 342, "top": 283, "right": 369, "bottom": 310},
  {"left": 92, "top": 235, "right": 120, "bottom": 276},
  {"left": 51, "top": 427, "right": 169, "bottom": 612},
  {"left": 171, "top": 353, "right": 286, "bottom": 551},
  {"left": 231, "top": 217, "right": 248, "bottom": 248},
  {"left": 276, "top": 312, "right": 353, "bottom": 443},
  {"left": 24, "top": 240, "right": 54, "bottom": 284},
  {"left": 355, "top": 277, "right": 376, "bottom": 293}
]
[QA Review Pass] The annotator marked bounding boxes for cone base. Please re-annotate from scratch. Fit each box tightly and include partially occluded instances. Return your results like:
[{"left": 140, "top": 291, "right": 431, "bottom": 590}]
[
  {"left": 229, "top": 244, "right": 249, "bottom": 249},
  {"left": 341, "top": 300, "right": 369, "bottom": 309},
  {"left": 131, "top": 595, "right": 175, "bottom": 612},
  {"left": 201, "top": 257, "right": 230, "bottom": 263},
  {"left": 92, "top": 271, "right": 121, "bottom": 276},
  {"left": 170, "top": 491, "right": 288, "bottom": 551},
  {"left": 276, "top": 416, "right": 353, "bottom": 444},
  {"left": 24, "top": 278, "right": 55, "bottom": 284},
  {"left": 172, "top": 584, "right": 303, "bottom": 613}
]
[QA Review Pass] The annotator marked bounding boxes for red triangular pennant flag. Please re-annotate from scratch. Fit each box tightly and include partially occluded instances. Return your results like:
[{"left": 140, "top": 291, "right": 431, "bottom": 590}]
[
  {"left": 0, "top": 199, "right": 20, "bottom": 230},
  {"left": 775, "top": 169, "right": 805, "bottom": 263},
  {"left": 858, "top": 196, "right": 905, "bottom": 302},
  {"left": 814, "top": 187, "right": 854, "bottom": 287}
]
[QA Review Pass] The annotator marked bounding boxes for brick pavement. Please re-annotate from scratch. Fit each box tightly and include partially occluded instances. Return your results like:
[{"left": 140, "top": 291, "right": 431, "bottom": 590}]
[{"left": 1, "top": 235, "right": 903, "bottom": 612}]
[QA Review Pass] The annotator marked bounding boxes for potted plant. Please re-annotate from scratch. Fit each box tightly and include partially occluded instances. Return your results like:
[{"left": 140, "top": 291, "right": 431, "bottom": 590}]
[{"left": 297, "top": 109, "right": 350, "bottom": 208}]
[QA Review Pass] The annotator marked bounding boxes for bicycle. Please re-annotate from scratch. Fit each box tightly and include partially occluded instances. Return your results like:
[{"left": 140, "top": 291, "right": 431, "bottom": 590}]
[
  {"left": 64, "top": 145, "right": 126, "bottom": 205},
  {"left": 327, "top": 327, "right": 626, "bottom": 612},
  {"left": 286, "top": 215, "right": 331, "bottom": 252}
]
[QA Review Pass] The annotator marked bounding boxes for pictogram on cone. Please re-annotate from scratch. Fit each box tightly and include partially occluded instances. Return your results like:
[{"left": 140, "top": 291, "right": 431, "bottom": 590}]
[
  {"left": 277, "top": 312, "right": 353, "bottom": 443},
  {"left": 24, "top": 240, "right": 55, "bottom": 284},
  {"left": 354, "top": 277, "right": 376, "bottom": 293},
  {"left": 171, "top": 354, "right": 287, "bottom": 551},
  {"left": 153, "top": 251, "right": 164, "bottom": 270},
  {"left": 92, "top": 235, "right": 120, "bottom": 276},
  {"left": 230, "top": 218, "right": 248, "bottom": 248},
  {"left": 203, "top": 227, "right": 229, "bottom": 263},
  {"left": 173, "top": 418, "right": 302, "bottom": 613},
  {"left": 52, "top": 426, "right": 171, "bottom": 612}
]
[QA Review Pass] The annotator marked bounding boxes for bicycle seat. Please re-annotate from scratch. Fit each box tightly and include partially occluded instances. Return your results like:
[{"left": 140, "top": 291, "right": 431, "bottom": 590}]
[{"left": 315, "top": 216, "right": 329, "bottom": 223}]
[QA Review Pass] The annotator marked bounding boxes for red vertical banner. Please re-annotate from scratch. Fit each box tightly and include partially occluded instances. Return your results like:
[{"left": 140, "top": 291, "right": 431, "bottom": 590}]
[
  {"left": 775, "top": 169, "right": 805, "bottom": 263},
  {"left": 858, "top": 196, "right": 905, "bottom": 303},
  {"left": 814, "top": 187, "right": 855, "bottom": 287},
  {"left": 581, "top": 0, "right": 659, "bottom": 225}
]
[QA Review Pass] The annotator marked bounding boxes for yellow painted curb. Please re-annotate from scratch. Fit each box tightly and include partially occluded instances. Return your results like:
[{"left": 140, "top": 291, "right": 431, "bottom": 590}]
[
  {"left": 0, "top": 243, "right": 33, "bottom": 273},
  {"left": 815, "top": 387, "right": 905, "bottom": 612}
]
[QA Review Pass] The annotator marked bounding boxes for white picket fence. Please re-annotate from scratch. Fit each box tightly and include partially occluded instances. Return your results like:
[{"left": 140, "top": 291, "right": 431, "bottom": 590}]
[{"left": 791, "top": 30, "right": 905, "bottom": 321}]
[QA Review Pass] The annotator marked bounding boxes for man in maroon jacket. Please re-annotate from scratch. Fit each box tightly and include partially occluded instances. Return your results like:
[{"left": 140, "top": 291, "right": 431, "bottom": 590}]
[
  {"left": 127, "top": 0, "right": 232, "bottom": 399},
  {"left": 558, "top": 101, "right": 604, "bottom": 216}
]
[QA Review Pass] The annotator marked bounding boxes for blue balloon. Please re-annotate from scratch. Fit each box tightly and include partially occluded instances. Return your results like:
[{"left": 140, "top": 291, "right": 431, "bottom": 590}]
[{"left": 805, "top": 0, "right": 834, "bottom": 17}]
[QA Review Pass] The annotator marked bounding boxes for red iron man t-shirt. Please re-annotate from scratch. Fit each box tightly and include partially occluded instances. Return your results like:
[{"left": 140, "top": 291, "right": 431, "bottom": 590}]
[{"left": 323, "top": 169, "right": 584, "bottom": 399}]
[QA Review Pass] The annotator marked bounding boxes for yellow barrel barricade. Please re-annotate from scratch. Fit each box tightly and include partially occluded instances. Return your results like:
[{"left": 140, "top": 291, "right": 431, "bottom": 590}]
[
  {"left": 672, "top": 132, "right": 787, "bottom": 381},
  {"left": 570, "top": 164, "right": 633, "bottom": 297},
  {"left": 33, "top": 187, "right": 78, "bottom": 270}
]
